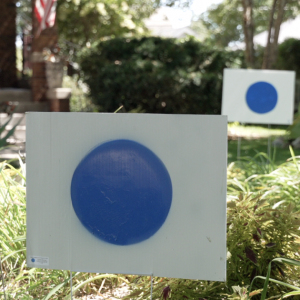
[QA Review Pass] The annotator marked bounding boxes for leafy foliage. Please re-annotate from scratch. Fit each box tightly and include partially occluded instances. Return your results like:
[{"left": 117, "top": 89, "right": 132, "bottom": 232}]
[
  {"left": 16, "top": 0, "right": 32, "bottom": 35},
  {"left": 199, "top": 0, "right": 300, "bottom": 47},
  {"left": 276, "top": 38, "right": 300, "bottom": 78},
  {"left": 1, "top": 148, "right": 300, "bottom": 299},
  {"left": 57, "top": 0, "right": 155, "bottom": 47},
  {"left": 288, "top": 116, "right": 300, "bottom": 140},
  {"left": 79, "top": 37, "right": 245, "bottom": 113},
  {"left": 130, "top": 154, "right": 300, "bottom": 300},
  {"left": 287, "top": 102, "right": 300, "bottom": 141},
  {"left": 62, "top": 74, "right": 96, "bottom": 112},
  {"left": 56, "top": 0, "right": 192, "bottom": 59},
  {"left": 227, "top": 149, "right": 300, "bottom": 210},
  {"left": 275, "top": 39, "right": 300, "bottom": 139},
  {"left": 226, "top": 193, "right": 300, "bottom": 294},
  {"left": 249, "top": 257, "right": 300, "bottom": 299},
  {"left": 199, "top": 0, "right": 245, "bottom": 47}
]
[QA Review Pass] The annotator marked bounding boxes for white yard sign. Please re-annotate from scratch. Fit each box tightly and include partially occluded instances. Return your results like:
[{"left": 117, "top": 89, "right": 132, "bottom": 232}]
[
  {"left": 222, "top": 68, "right": 295, "bottom": 125},
  {"left": 26, "top": 113, "right": 227, "bottom": 281}
]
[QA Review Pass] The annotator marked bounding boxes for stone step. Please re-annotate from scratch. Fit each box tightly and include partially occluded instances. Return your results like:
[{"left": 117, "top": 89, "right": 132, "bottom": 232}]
[
  {"left": 0, "top": 113, "right": 26, "bottom": 144},
  {"left": 15, "top": 101, "right": 50, "bottom": 113},
  {"left": 0, "top": 145, "right": 26, "bottom": 161},
  {"left": 0, "top": 88, "right": 32, "bottom": 102},
  {"left": 4, "top": 129, "right": 26, "bottom": 144},
  {"left": 0, "top": 113, "right": 26, "bottom": 126},
  {"left": 0, "top": 88, "right": 50, "bottom": 113},
  {"left": 0, "top": 114, "right": 26, "bottom": 162}
]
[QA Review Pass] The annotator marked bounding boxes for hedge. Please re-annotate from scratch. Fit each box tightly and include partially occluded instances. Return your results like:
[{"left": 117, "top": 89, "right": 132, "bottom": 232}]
[{"left": 79, "top": 37, "right": 245, "bottom": 114}]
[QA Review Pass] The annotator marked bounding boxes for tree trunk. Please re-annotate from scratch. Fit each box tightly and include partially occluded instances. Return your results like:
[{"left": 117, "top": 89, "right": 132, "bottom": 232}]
[
  {"left": 242, "top": 0, "right": 255, "bottom": 68},
  {"left": 262, "top": 0, "right": 277, "bottom": 69},
  {"left": 0, "top": 0, "right": 17, "bottom": 88},
  {"left": 262, "top": 0, "right": 288, "bottom": 69}
]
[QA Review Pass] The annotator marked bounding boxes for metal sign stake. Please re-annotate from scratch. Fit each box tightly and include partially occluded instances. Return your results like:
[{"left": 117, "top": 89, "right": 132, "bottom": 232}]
[
  {"left": 268, "top": 124, "right": 271, "bottom": 160},
  {"left": 237, "top": 123, "right": 244, "bottom": 160},
  {"left": 237, "top": 135, "right": 241, "bottom": 160},
  {"left": 70, "top": 271, "right": 73, "bottom": 300},
  {"left": 0, "top": 253, "right": 7, "bottom": 300},
  {"left": 150, "top": 274, "right": 153, "bottom": 300}
]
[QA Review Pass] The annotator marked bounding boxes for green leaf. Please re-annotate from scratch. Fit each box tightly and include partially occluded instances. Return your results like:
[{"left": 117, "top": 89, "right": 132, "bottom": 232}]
[
  {"left": 282, "top": 290, "right": 300, "bottom": 298},
  {"left": 43, "top": 277, "right": 72, "bottom": 300},
  {"left": 0, "top": 116, "right": 13, "bottom": 136},
  {"left": 0, "top": 115, "right": 24, "bottom": 148},
  {"left": 2, "top": 247, "right": 26, "bottom": 262},
  {"left": 64, "top": 274, "right": 119, "bottom": 300},
  {"left": 272, "top": 257, "right": 300, "bottom": 268},
  {"left": 249, "top": 257, "right": 300, "bottom": 300},
  {"left": 253, "top": 276, "right": 300, "bottom": 291}
]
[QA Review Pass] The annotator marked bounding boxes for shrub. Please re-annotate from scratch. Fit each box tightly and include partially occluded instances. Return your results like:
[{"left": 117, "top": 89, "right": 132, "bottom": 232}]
[
  {"left": 276, "top": 38, "right": 300, "bottom": 79},
  {"left": 126, "top": 192, "right": 300, "bottom": 299},
  {"left": 79, "top": 37, "right": 245, "bottom": 114},
  {"left": 1, "top": 153, "right": 300, "bottom": 299},
  {"left": 126, "top": 154, "right": 300, "bottom": 300}
]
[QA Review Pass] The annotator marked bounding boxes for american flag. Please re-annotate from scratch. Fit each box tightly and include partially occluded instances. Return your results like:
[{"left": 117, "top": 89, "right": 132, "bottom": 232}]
[{"left": 34, "top": 0, "right": 57, "bottom": 37}]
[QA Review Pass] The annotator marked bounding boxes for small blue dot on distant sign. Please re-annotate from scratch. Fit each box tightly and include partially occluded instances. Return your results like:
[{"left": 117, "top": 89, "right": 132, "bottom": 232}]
[
  {"left": 71, "top": 139, "right": 173, "bottom": 246},
  {"left": 246, "top": 81, "right": 278, "bottom": 114},
  {"left": 31, "top": 258, "right": 35, "bottom": 262}
]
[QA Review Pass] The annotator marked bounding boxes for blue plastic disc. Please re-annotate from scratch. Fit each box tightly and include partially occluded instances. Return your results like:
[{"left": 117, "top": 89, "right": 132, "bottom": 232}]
[
  {"left": 71, "top": 139, "right": 172, "bottom": 246},
  {"left": 246, "top": 81, "right": 278, "bottom": 114}
]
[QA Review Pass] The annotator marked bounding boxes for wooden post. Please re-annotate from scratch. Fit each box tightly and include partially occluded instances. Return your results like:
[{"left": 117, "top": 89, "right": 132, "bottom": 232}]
[{"left": 31, "top": 0, "right": 58, "bottom": 102}]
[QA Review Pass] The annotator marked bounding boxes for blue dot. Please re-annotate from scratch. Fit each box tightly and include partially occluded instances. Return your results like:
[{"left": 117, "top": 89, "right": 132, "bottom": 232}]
[
  {"left": 246, "top": 81, "right": 278, "bottom": 114},
  {"left": 71, "top": 139, "right": 173, "bottom": 246},
  {"left": 31, "top": 258, "right": 35, "bottom": 262}
]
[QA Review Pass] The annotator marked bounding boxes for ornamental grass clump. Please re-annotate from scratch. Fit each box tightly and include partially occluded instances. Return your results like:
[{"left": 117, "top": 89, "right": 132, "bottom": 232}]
[
  {"left": 226, "top": 193, "right": 300, "bottom": 295},
  {"left": 127, "top": 153, "right": 300, "bottom": 300},
  {"left": 1, "top": 151, "right": 300, "bottom": 299},
  {"left": 126, "top": 190, "right": 300, "bottom": 300},
  {"left": 0, "top": 162, "right": 119, "bottom": 299}
]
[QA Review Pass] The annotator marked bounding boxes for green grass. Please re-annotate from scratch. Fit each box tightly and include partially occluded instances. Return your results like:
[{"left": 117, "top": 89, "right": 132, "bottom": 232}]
[
  {"left": 227, "top": 123, "right": 300, "bottom": 165},
  {"left": 228, "top": 138, "right": 300, "bottom": 165},
  {"left": 228, "top": 123, "right": 287, "bottom": 139}
]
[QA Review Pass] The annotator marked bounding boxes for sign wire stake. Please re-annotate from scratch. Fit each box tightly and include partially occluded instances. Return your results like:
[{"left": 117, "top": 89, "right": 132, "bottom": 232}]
[
  {"left": 70, "top": 270, "right": 73, "bottom": 300},
  {"left": 237, "top": 136, "right": 241, "bottom": 160},
  {"left": 0, "top": 252, "right": 7, "bottom": 300},
  {"left": 150, "top": 274, "right": 153, "bottom": 300},
  {"left": 268, "top": 124, "right": 271, "bottom": 160},
  {"left": 237, "top": 122, "right": 244, "bottom": 160}
]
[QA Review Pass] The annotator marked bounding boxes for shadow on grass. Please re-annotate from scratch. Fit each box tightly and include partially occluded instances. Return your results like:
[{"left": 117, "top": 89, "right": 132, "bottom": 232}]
[{"left": 228, "top": 137, "right": 300, "bottom": 165}]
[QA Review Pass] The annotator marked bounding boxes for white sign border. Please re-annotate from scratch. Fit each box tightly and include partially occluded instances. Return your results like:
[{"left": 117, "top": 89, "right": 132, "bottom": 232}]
[
  {"left": 26, "top": 113, "right": 227, "bottom": 281},
  {"left": 222, "top": 68, "right": 295, "bottom": 125}
]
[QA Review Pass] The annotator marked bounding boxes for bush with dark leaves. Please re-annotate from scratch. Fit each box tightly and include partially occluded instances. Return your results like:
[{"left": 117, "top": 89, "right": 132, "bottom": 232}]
[{"left": 79, "top": 37, "right": 245, "bottom": 114}]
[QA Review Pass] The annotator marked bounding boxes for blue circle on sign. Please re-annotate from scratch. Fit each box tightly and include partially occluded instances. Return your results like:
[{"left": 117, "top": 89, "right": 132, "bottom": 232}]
[
  {"left": 71, "top": 139, "right": 172, "bottom": 246},
  {"left": 246, "top": 81, "right": 278, "bottom": 114},
  {"left": 31, "top": 258, "right": 35, "bottom": 262}
]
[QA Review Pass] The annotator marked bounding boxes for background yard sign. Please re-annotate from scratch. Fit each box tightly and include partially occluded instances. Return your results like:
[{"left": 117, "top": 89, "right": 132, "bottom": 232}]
[
  {"left": 26, "top": 113, "right": 227, "bottom": 281},
  {"left": 222, "top": 68, "right": 296, "bottom": 125}
]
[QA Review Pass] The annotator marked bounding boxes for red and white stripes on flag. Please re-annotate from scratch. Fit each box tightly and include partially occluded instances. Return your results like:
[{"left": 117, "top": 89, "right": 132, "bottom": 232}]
[{"left": 34, "top": 0, "right": 57, "bottom": 37}]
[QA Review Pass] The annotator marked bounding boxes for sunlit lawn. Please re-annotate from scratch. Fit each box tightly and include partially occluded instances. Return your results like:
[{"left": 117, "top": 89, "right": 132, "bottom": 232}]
[{"left": 227, "top": 123, "right": 300, "bottom": 165}]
